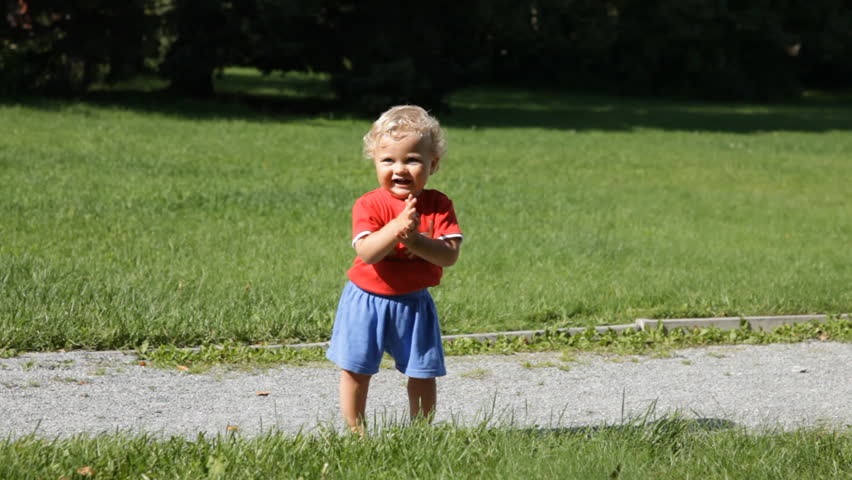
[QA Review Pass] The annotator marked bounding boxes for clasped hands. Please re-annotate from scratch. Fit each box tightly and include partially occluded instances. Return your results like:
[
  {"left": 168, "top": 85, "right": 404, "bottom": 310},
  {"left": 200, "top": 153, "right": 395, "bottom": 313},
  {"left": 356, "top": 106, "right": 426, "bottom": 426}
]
[{"left": 392, "top": 194, "right": 433, "bottom": 257}]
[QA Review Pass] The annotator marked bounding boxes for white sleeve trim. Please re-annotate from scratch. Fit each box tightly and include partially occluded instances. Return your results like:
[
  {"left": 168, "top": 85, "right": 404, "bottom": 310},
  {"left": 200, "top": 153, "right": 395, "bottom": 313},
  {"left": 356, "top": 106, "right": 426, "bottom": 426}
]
[
  {"left": 352, "top": 231, "right": 372, "bottom": 247},
  {"left": 353, "top": 231, "right": 461, "bottom": 247},
  {"left": 439, "top": 233, "right": 464, "bottom": 241}
]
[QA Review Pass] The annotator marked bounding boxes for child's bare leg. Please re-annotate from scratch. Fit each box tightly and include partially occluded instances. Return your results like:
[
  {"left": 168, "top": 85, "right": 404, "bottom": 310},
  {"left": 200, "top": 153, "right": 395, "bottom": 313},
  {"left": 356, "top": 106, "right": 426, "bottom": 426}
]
[
  {"left": 340, "top": 370, "right": 371, "bottom": 433},
  {"left": 407, "top": 377, "right": 436, "bottom": 421}
]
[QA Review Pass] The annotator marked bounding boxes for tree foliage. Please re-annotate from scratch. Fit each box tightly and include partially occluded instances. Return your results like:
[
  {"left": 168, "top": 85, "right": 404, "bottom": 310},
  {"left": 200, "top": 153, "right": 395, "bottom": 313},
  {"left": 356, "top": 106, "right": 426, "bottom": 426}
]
[
  {"left": 315, "top": 0, "right": 491, "bottom": 112},
  {"left": 1, "top": 0, "right": 161, "bottom": 94},
  {"left": 479, "top": 0, "right": 849, "bottom": 101},
  {"left": 2, "top": 0, "right": 850, "bottom": 102}
]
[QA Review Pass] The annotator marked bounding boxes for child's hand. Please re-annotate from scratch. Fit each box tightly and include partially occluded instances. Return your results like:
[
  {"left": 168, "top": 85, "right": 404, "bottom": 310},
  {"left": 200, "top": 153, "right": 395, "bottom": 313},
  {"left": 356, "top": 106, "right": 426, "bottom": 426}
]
[
  {"left": 402, "top": 219, "right": 434, "bottom": 258},
  {"left": 393, "top": 195, "right": 420, "bottom": 240}
]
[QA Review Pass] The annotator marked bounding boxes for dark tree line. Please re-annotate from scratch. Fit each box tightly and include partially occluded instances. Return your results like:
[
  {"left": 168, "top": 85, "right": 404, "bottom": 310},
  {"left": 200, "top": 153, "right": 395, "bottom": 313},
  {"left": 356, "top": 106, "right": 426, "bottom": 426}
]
[
  {"left": 3, "top": 0, "right": 851, "bottom": 108},
  {"left": 1, "top": 0, "right": 161, "bottom": 94}
]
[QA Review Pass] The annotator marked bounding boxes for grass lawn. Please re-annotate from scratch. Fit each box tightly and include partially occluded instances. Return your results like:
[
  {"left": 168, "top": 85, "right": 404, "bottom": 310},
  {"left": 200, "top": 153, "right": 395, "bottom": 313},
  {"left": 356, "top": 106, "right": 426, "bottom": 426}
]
[
  {"left": 1, "top": 420, "right": 849, "bottom": 479},
  {"left": 1, "top": 71, "right": 851, "bottom": 351}
]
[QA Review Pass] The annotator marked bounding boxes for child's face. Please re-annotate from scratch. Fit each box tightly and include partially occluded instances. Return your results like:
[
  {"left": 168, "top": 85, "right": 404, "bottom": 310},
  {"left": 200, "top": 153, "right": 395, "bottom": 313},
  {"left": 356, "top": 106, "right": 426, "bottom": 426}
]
[{"left": 372, "top": 133, "right": 439, "bottom": 199}]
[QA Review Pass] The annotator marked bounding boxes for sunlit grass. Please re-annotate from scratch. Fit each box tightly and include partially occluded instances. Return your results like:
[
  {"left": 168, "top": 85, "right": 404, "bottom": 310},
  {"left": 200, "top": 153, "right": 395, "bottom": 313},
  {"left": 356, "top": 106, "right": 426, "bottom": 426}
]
[
  {"left": 1, "top": 419, "right": 849, "bottom": 479},
  {"left": 2, "top": 75, "right": 851, "bottom": 351}
]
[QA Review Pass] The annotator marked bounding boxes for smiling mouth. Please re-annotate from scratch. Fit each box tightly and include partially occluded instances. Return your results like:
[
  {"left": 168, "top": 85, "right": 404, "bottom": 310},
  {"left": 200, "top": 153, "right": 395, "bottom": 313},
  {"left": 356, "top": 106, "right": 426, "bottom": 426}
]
[{"left": 392, "top": 178, "right": 412, "bottom": 186}]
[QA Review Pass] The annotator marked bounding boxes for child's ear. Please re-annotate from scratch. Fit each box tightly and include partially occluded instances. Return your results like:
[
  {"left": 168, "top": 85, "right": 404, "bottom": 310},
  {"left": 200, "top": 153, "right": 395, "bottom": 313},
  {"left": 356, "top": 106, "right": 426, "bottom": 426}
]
[{"left": 430, "top": 157, "right": 441, "bottom": 174}]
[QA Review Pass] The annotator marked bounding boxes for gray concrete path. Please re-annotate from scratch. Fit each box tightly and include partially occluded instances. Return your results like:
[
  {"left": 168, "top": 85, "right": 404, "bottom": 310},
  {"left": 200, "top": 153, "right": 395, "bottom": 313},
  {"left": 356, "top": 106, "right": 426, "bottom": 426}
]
[{"left": 1, "top": 341, "right": 850, "bottom": 438}]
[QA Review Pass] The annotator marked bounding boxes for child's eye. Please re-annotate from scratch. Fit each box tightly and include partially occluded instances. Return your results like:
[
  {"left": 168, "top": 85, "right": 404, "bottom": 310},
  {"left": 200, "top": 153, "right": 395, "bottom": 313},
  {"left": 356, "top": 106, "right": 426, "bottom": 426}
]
[{"left": 406, "top": 157, "right": 421, "bottom": 164}]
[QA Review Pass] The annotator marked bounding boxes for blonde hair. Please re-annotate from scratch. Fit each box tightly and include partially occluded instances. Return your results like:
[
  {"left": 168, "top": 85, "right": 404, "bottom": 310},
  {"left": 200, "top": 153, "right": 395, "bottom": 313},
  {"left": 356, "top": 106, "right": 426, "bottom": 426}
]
[{"left": 363, "top": 105, "right": 447, "bottom": 159}]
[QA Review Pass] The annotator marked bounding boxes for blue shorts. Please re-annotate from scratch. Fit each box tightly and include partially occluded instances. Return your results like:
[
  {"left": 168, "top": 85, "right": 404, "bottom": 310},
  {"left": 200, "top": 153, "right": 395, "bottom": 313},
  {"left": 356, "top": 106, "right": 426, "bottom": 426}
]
[{"left": 326, "top": 281, "right": 446, "bottom": 378}]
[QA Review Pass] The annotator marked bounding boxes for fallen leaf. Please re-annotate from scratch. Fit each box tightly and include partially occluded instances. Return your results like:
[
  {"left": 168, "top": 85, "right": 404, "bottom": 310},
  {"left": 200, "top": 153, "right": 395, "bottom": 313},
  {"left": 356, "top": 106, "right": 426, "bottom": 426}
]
[
  {"left": 818, "top": 333, "right": 830, "bottom": 341},
  {"left": 226, "top": 425, "right": 239, "bottom": 432},
  {"left": 255, "top": 391, "right": 271, "bottom": 396},
  {"left": 138, "top": 361, "right": 147, "bottom": 366},
  {"left": 76, "top": 466, "right": 95, "bottom": 476},
  {"left": 176, "top": 365, "right": 189, "bottom": 371},
  {"left": 77, "top": 380, "right": 89, "bottom": 385}
]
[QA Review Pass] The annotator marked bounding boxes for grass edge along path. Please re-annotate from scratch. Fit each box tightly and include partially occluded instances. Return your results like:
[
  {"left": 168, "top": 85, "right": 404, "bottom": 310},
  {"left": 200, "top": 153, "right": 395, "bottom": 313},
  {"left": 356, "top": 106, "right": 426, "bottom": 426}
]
[
  {"left": 108, "top": 316, "right": 852, "bottom": 372},
  {"left": 1, "top": 415, "right": 849, "bottom": 479}
]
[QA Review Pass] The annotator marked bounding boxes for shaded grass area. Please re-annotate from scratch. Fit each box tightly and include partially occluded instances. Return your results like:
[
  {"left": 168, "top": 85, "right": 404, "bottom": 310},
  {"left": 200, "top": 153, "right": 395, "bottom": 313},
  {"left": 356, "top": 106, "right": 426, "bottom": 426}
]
[
  {"left": 446, "top": 87, "right": 852, "bottom": 132},
  {"left": 90, "top": 68, "right": 336, "bottom": 102},
  {"left": 2, "top": 71, "right": 851, "bottom": 351},
  {"left": 1, "top": 419, "right": 849, "bottom": 479}
]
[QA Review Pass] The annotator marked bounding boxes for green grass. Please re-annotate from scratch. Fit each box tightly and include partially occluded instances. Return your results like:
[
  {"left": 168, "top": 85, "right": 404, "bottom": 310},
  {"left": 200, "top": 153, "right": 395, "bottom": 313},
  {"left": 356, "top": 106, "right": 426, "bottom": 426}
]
[
  {"left": 121, "top": 318, "right": 849, "bottom": 372},
  {"left": 1, "top": 420, "right": 849, "bottom": 479},
  {"left": 2, "top": 71, "right": 852, "bottom": 351}
]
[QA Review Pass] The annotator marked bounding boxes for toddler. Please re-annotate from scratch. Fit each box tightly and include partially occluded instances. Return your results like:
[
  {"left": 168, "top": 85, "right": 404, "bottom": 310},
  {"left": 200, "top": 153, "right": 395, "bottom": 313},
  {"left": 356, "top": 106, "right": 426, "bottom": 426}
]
[{"left": 326, "top": 105, "right": 463, "bottom": 432}]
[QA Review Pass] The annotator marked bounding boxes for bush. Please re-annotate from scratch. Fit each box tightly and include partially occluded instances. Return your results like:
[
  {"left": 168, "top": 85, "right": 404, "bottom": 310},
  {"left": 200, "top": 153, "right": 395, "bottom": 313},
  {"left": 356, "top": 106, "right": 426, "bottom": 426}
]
[
  {"left": 0, "top": 0, "right": 160, "bottom": 95},
  {"left": 315, "top": 0, "right": 488, "bottom": 112},
  {"left": 477, "top": 0, "right": 849, "bottom": 101},
  {"left": 608, "top": 0, "right": 800, "bottom": 100},
  {"left": 794, "top": 0, "right": 852, "bottom": 89},
  {"left": 160, "top": 0, "right": 256, "bottom": 97}
]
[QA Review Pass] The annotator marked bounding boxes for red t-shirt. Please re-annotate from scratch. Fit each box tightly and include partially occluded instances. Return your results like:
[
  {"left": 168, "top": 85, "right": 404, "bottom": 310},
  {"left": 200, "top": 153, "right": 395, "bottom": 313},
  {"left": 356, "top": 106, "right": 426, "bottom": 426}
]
[{"left": 347, "top": 188, "right": 463, "bottom": 295}]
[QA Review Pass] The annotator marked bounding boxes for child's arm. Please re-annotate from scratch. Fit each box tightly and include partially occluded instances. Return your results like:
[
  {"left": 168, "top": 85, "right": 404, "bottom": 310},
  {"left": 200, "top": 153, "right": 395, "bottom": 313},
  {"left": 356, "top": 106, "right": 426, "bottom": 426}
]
[
  {"left": 400, "top": 224, "right": 461, "bottom": 267},
  {"left": 355, "top": 195, "right": 420, "bottom": 264}
]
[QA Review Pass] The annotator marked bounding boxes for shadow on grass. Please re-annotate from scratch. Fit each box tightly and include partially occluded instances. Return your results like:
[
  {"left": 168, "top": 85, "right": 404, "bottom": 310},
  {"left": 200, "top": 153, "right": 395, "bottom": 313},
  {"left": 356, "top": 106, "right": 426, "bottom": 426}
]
[
  {"left": 3, "top": 85, "right": 852, "bottom": 133},
  {"left": 442, "top": 87, "right": 852, "bottom": 133},
  {"left": 444, "top": 104, "right": 852, "bottom": 133},
  {"left": 0, "top": 89, "right": 344, "bottom": 123}
]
